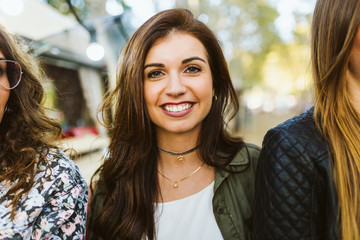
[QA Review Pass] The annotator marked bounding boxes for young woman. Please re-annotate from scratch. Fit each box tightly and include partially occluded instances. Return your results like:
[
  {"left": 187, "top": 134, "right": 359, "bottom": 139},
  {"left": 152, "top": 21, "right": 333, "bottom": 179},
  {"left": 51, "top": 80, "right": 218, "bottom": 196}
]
[
  {"left": 88, "top": 8, "right": 259, "bottom": 240},
  {"left": 0, "top": 26, "right": 88, "bottom": 239},
  {"left": 253, "top": 0, "right": 360, "bottom": 239}
]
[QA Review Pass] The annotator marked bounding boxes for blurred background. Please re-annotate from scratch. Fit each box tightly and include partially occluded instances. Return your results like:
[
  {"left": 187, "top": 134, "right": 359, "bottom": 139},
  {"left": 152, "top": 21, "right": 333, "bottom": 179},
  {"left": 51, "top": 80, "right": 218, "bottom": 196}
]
[{"left": 0, "top": 0, "right": 316, "bottom": 183}]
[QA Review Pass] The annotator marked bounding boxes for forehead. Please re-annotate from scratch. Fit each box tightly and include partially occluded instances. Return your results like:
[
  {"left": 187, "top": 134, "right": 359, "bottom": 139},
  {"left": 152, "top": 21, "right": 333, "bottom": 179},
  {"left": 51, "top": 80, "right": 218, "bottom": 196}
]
[
  {"left": 145, "top": 32, "right": 208, "bottom": 62},
  {"left": 0, "top": 50, "right": 4, "bottom": 59}
]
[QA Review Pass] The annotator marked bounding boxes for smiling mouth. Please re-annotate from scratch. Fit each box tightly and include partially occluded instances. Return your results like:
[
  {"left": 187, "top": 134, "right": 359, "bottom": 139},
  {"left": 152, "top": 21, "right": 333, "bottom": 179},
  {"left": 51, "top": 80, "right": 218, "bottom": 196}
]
[{"left": 162, "top": 103, "right": 193, "bottom": 112}]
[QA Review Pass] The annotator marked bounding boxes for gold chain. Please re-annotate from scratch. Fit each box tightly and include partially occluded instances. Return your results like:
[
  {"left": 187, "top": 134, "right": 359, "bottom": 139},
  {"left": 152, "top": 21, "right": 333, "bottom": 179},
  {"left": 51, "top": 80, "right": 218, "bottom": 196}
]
[{"left": 158, "top": 162, "right": 205, "bottom": 188}]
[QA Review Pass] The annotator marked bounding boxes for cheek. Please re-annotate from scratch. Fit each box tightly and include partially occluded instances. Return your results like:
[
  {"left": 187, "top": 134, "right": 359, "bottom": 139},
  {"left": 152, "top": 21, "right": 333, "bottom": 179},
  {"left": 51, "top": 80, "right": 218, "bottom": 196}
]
[
  {"left": 349, "top": 32, "right": 360, "bottom": 77},
  {"left": 0, "top": 90, "right": 9, "bottom": 106},
  {"left": 144, "top": 82, "right": 162, "bottom": 109},
  {"left": 0, "top": 92, "right": 9, "bottom": 122},
  {"left": 354, "top": 29, "right": 360, "bottom": 49},
  {"left": 197, "top": 78, "right": 214, "bottom": 101},
  {"left": 352, "top": 29, "right": 360, "bottom": 57}
]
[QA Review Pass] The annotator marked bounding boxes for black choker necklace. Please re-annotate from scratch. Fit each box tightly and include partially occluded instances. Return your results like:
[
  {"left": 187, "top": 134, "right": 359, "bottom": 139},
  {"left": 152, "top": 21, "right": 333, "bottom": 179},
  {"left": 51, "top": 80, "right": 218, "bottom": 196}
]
[{"left": 158, "top": 145, "right": 200, "bottom": 163}]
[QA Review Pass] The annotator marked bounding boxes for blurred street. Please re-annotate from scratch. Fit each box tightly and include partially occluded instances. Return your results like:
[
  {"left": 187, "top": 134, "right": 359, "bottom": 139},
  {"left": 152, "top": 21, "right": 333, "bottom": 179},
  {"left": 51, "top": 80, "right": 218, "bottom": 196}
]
[
  {"left": 59, "top": 134, "right": 108, "bottom": 184},
  {"left": 75, "top": 149, "right": 104, "bottom": 185},
  {"left": 238, "top": 110, "right": 300, "bottom": 147}
]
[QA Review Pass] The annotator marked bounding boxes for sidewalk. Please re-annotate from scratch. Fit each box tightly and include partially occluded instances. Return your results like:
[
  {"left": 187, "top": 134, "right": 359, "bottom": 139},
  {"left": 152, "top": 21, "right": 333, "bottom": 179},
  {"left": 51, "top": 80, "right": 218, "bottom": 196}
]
[{"left": 74, "top": 149, "right": 105, "bottom": 184}]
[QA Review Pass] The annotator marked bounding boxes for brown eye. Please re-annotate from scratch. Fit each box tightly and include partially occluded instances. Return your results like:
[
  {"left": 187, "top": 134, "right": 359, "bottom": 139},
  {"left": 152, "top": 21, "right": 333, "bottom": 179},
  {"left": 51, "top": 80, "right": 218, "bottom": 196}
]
[
  {"left": 148, "top": 70, "right": 163, "bottom": 78},
  {"left": 185, "top": 66, "right": 201, "bottom": 73}
]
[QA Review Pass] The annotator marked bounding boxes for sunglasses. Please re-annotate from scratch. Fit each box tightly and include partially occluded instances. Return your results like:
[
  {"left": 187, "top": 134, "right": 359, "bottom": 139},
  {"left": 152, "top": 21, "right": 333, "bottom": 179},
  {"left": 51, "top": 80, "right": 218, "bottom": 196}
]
[{"left": 0, "top": 60, "right": 23, "bottom": 90}]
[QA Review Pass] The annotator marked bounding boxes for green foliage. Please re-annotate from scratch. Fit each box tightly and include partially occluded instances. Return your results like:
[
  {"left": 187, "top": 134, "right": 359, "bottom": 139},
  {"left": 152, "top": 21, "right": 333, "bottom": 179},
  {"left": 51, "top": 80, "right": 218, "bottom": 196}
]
[
  {"left": 185, "top": 0, "right": 284, "bottom": 88},
  {"left": 44, "top": 0, "right": 130, "bottom": 19}
]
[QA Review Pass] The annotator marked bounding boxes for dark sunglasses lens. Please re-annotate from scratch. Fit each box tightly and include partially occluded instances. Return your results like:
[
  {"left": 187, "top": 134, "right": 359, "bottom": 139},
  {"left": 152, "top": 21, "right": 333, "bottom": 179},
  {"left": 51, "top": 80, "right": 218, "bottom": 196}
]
[{"left": 7, "top": 61, "right": 21, "bottom": 88}]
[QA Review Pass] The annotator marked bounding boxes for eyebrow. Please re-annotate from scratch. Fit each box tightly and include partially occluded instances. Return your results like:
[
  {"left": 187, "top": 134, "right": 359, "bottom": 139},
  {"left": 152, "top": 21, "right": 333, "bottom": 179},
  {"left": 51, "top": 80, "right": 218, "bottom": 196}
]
[
  {"left": 182, "top": 57, "right": 206, "bottom": 64},
  {"left": 144, "top": 63, "right": 164, "bottom": 70},
  {"left": 144, "top": 56, "right": 206, "bottom": 70}
]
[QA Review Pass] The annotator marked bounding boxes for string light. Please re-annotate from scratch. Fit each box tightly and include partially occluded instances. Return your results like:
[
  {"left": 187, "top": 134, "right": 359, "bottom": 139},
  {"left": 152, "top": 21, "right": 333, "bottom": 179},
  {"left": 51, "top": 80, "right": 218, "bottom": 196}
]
[
  {"left": 0, "top": 0, "right": 24, "bottom": 16},
  {"left": 86, "top": 29, "right": 105, "bottom": 61}
]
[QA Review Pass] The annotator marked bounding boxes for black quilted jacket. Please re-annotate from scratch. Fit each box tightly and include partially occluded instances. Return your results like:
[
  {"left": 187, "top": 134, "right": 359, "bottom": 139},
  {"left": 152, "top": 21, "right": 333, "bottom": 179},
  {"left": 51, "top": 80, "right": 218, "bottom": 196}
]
[{"left": 253, "top": 108, "right": 339, "bottom": 240}]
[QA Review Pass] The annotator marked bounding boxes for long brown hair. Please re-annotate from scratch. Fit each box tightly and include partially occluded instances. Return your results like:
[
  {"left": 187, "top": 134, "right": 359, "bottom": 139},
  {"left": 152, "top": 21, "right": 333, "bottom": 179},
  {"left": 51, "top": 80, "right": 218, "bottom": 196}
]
[
  {"left": 91, "top": 8, "right": 245, "bottom": 240},
  {"left": 0, "top": 26, "right": 62, "bottom": 217},
  {"left": 312, "top": 0, "right": 360, "bottom": 238}
]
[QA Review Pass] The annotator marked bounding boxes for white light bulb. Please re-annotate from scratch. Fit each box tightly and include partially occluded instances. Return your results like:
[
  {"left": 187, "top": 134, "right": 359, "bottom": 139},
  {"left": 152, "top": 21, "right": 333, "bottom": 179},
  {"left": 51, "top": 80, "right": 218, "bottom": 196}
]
[
  {"left": 0, "top": 0, "right": 24, "bottom": 16},
  {"left": 105, "top": 0, "right": 124, "bottom": 16},
  {"left": 86, "top": 42, "right": 105, "bottom": 61}
]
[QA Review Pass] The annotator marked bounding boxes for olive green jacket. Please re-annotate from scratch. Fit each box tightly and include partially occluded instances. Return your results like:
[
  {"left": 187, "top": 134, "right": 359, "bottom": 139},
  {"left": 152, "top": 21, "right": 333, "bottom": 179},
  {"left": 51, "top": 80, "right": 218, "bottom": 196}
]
[
  {"left": 213, "top": 143, "right": 260, "bottom": 240},
  {"left": 88, "top": 143, "right": 259, "bottom": 240}
]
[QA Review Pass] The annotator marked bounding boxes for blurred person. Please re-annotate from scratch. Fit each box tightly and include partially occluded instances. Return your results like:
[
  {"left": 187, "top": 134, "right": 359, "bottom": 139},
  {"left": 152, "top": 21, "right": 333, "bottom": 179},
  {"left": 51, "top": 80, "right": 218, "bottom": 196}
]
[
  {"left": 88, "top": 8, "right": 259, "bottom": 240},
  {"left": 0, "top": 25, "right": 88, "bottom": 239},
  {"left": 253, "top": 0, "right": 360, "bottom": 239}
]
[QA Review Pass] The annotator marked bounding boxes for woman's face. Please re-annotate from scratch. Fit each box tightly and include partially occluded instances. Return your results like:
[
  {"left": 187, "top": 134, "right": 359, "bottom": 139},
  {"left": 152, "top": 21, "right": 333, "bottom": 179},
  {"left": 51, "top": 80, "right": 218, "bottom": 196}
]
[
  {"left": 0, "top": 51, "right": 10, "bottom": 122},
  {"left": 347, "top": 28, "right": 360, "bottom": 112},
  {"left": 143, "top": 32, "right": 214, "bottom": 138}
]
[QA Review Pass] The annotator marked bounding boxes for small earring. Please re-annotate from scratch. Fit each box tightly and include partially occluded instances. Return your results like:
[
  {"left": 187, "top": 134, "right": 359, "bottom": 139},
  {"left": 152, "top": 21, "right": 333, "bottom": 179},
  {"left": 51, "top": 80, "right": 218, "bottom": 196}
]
[{"left": 214, "top": 95, "right": 218, "bottom": 101}]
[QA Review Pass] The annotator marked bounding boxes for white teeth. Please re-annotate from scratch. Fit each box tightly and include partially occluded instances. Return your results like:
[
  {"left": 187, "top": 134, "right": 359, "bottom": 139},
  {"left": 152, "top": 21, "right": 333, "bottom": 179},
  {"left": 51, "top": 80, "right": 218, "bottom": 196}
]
[{"left": 164, "top": 103, "right": 192, "bottom": 112}]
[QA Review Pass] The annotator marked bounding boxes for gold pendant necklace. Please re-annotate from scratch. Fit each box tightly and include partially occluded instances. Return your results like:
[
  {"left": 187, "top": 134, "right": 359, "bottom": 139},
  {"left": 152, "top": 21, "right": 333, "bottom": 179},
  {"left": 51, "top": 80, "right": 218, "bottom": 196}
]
[{"left": 158, "top": 162, "right": 205, "bottom": 188}]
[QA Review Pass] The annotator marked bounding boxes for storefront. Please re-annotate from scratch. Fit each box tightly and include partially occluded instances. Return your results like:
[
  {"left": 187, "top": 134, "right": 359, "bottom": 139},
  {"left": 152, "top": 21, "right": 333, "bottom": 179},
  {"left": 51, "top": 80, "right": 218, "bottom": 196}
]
[{"left": 0, "top": 0, "right": 114, "bottom": 156}]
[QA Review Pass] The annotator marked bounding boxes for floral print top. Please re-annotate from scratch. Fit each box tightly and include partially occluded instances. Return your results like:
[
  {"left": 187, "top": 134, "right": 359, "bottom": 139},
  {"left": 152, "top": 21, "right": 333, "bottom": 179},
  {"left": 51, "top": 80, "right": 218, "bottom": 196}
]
[{"left": 0, "top": 148, "right": 88, "bottom": 239}]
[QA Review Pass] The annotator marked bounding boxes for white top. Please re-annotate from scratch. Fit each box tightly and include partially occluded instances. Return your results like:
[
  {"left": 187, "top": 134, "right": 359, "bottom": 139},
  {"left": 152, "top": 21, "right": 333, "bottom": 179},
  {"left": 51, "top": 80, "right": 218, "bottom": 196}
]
[{"left": 154, "top": 181, "right": 223, "bottom": 240}]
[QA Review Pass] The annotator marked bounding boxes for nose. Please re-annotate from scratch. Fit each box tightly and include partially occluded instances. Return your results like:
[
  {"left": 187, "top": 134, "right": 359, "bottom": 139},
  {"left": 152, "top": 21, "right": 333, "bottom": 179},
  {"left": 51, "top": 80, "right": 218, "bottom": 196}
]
[{"left": 165, "top": 72, "right": 186, "bottom": 97}]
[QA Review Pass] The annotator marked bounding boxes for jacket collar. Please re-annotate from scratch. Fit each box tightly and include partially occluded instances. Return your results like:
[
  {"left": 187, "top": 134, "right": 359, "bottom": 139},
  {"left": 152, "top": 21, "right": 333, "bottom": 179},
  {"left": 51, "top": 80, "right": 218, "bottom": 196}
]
[{"left": 214, "top": 147, "right": 250, "bottom": 191}]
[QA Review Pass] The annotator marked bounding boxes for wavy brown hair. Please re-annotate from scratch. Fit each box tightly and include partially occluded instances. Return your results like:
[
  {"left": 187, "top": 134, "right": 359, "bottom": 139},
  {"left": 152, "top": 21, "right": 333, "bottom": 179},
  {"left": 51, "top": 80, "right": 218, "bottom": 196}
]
[
  {"left": 0, "top": 26, "right": 62, "bottom": 217},
  {"left": 312, "top": 0, "right": 360, "bottom": 238},
  {"left": 90, "top": 8, "right": 246, "bottom": 240}
]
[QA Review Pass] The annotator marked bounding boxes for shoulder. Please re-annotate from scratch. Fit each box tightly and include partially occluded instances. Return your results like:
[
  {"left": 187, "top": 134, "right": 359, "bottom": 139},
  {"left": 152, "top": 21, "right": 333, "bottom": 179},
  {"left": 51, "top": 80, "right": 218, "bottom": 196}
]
[
  {"left": 271, "top": 107, "right": 316, "bottom": 137},
  {"left": 37, "top": 149, "right": 88, "bottom": 237},
  {"left": 213, "top": 143, "right": 260, "bottom": 238},
  {"left": 43, "top": 148, "right": 86, "bottom": 184},
  {"left": 228, "top": 142, "right": 260, "bottom": 171},
  {"left": 0, "top": 149, "right": 88, "bottom": 238},
  {"left": 216, "top": 142, "right": 259, "bottom": 192},
  {"left": 263, "top": 107, "right": 328, "bottom": 160},
  {"left": 34, "top": 148, "right": 88, "bottom": 201}
]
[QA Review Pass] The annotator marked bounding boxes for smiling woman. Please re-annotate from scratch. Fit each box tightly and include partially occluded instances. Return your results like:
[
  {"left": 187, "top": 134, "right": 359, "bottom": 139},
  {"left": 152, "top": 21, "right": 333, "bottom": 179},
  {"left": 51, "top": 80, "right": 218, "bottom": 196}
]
[{"left": 88, "top": 8, "right": 260, "bottom": 240}]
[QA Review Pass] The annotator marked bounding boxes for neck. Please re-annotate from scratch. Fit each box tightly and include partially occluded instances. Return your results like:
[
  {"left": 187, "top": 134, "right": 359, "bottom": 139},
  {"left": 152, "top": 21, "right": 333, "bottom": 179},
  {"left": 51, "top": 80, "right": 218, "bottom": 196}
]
[
  {"left": 156, "top": 129, "right": 200, "bottom": 153},
  {"left": 155, "top": 128, "right": 203, "bottom": 173},
  {"left": 158, "top": 144, "right": 200, "bottom": 156}
]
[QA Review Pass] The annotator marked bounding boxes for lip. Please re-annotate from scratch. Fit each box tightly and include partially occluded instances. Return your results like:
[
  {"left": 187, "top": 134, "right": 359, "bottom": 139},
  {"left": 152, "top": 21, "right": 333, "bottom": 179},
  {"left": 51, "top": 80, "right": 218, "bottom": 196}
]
[{"left": 160, "top": 102, "right": 195, "bottom": 117}]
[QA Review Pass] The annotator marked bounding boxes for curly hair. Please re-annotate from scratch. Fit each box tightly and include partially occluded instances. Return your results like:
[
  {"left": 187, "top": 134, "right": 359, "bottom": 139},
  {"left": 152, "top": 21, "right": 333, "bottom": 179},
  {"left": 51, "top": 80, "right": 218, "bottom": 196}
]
[{"left": 0, "top": 25, "right": 62, "bottom": 217}]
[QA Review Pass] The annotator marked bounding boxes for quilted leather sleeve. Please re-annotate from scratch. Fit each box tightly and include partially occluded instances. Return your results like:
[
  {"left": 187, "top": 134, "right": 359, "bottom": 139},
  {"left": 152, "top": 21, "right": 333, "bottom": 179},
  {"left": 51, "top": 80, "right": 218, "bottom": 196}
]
[{"left": 253, "top": 127, "right": 321, "bottom": 240}]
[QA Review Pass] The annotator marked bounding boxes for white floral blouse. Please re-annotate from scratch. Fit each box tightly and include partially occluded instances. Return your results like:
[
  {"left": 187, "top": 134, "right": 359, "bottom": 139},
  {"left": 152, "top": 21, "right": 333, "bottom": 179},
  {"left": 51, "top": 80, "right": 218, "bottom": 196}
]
[{"left": 0, "top": 148, "right": 88, "bottom": 239}]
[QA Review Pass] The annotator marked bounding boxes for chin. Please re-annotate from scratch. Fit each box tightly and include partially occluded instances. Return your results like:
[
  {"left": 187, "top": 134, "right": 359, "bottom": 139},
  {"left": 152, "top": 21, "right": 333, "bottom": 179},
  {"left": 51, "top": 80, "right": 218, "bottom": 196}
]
[{"left": 165, "top": 124, "right": 201, "bottom": 135}]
